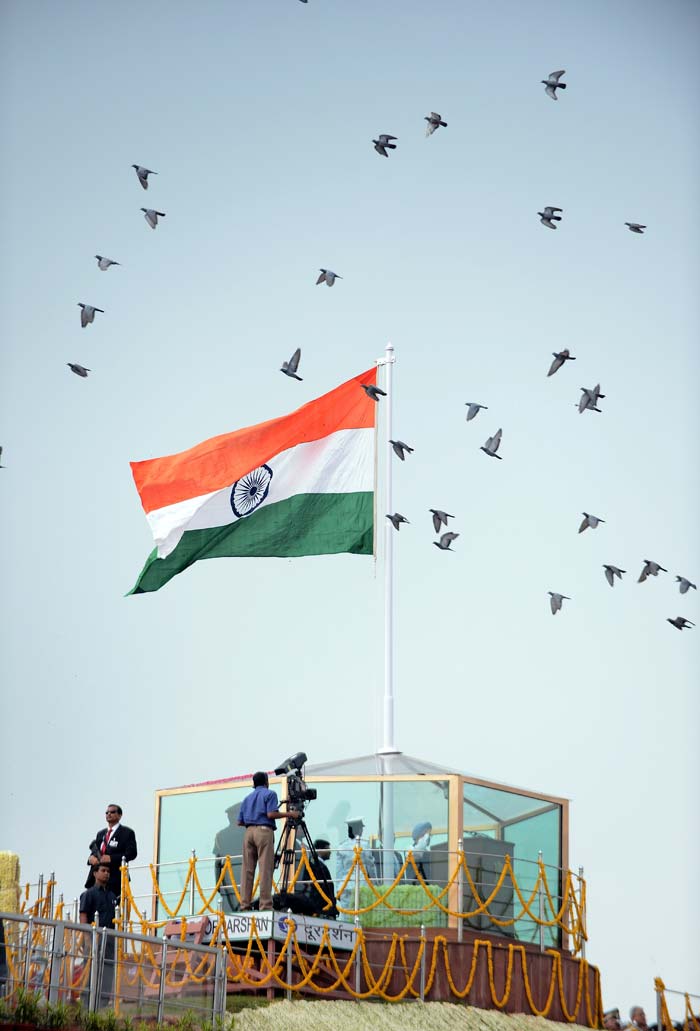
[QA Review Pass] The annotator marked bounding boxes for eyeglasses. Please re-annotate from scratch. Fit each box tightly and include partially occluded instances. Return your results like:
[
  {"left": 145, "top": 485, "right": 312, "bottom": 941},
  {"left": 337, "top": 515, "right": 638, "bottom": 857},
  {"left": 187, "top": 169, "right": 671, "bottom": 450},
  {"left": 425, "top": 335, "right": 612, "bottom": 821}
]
[{"left": 105, "top": 810, "right": 119, "bottom": 815}]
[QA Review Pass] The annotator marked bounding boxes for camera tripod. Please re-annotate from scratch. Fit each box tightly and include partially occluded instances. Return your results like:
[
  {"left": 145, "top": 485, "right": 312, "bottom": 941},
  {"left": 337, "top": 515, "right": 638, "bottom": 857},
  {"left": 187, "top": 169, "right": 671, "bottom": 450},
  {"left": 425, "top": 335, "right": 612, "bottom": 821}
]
[{"left": 273, "top": 809, "right": 319, "bottom": 893}]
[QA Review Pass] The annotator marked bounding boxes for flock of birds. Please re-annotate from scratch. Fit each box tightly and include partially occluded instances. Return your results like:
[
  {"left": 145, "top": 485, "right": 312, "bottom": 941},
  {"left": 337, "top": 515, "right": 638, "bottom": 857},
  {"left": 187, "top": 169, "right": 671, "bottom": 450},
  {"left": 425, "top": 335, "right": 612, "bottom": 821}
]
[
  {"left": 26, "top": 59, "right": 691, "bottom": 633},
  {"left": 63, "top": 164, "right": 166, "bottom": 380},
  {"left": 335, "top": 73, "right": 691, "bottom": 631}
]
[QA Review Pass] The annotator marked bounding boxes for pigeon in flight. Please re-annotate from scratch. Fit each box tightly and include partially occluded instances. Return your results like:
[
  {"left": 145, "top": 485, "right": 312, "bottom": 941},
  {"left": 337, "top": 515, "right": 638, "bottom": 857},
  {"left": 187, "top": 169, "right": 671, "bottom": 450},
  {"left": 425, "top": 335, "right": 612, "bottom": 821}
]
[
  {"left": 67, "top": 363, "right": 90, "bottom": 378},
  {"left": 434, "top": 531, "right": 459, "bottom": 551},
  {"left": 387, "top": 513, "right": 409, "bottom": 531},
  {"left": 316, "top": 269, "right": 342, "bottom": 287},
  {"left": 638, "top": 559, "right": 668, "bottom": 583},
  {"left": 362, "top": 384, "right": 387, "bottom": 402},
  {"left": 141, "top": 208, "right": 166, "bottom": 229},
  {"left": 539, "top": 206, "right": 563, "bottom": 229},
  {"left": 95, "top": 255, "right": 120, "bottom": 271},
  {"left": 373, "top": 134, "right": 398, "bottom": 157},
  {"left": 625, "top": 223, "right": 646, "bottom": 234},
  {"left": 676, "top": 576, "right": 697, "bottom": 595},
  {"left": 548, "top": 592, "right": 570, "bottom": 615},
  {"left": 78, "top": 303, "right": 104, "bottom": 328},
  {"left": 480, "top": 428, "right": 503, "bottom": 459},
  {"left": 281, "top": 348, "right": 302, "bottom": 381},
  {"left": 389, "top": 440, "right": 414, "bottom": 461},
  {"left": 603, "top": 565, "right": 626, "bottom": 587},
  {"left": 547, "top": 349, "right": 576, "bottom": 377},
  {"left": 430, "top": 509, "right": 455, "bottom": 533},
  {"left": 579, "top": 512, "right": 605, "bottom": 533},
  {"left": 578, "top": 384, "right": 605, "bottom": 413},
  {"left": 465, "top": 402, "right": 488, "bottom": 422},
  {"left": 424, "top": 112, "right": 447, "bottom": 136},
  {"left": 542, "top": 70, "right": 567, "bottom": 100},
  {"left": 667, "top": 616, "right": 695, "bottom": 631},
  {"left": 0, "top": 447, "right": 5, "bottom": 468},
  {"left": 132, "top": 165, "right": 157, "bottom": 190}
]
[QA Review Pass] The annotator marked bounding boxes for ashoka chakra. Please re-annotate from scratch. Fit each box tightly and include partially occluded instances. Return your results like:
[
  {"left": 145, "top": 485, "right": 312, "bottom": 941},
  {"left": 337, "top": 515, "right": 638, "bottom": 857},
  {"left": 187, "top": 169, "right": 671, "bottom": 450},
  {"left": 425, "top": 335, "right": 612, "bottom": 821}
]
[
  {"left": 229, "top": 466, "right": 274, "bottom": 519},
  {"left": 230, "top": 464, "right": 273, "bottom": 518}
]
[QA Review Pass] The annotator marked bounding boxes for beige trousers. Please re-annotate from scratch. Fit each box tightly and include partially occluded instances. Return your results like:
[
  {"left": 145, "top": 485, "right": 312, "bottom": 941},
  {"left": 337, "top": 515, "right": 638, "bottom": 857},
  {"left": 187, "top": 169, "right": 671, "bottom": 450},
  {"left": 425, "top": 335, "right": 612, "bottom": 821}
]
[{"left": 240, "top": 825, "right": 275, "bottom": 910}]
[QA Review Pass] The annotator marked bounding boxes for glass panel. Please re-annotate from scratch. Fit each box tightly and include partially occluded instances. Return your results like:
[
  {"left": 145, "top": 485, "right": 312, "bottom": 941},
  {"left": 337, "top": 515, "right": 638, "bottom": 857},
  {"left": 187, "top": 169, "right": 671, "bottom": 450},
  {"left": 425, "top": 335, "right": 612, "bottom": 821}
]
[
  {"left": 461, "top": 782, "right": 562, "bottom": 945},
  {"left": 156, "top": 784, "right": 254, "bottom": 920}
]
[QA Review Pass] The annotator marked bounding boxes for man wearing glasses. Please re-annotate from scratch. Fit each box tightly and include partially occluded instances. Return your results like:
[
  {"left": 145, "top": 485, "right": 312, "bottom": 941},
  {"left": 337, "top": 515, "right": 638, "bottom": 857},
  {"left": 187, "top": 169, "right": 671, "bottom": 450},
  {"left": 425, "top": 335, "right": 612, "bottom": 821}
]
[{"left": 85, "top": 804, "right": 138, "bottom": 899}]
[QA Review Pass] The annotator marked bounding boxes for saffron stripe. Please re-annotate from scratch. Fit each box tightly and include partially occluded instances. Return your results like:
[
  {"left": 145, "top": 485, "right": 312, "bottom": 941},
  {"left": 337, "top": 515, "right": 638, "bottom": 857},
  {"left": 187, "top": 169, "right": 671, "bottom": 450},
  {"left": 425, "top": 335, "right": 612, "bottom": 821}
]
[{"left": 131, "top": 368, "right": 377, "bottom": 514}]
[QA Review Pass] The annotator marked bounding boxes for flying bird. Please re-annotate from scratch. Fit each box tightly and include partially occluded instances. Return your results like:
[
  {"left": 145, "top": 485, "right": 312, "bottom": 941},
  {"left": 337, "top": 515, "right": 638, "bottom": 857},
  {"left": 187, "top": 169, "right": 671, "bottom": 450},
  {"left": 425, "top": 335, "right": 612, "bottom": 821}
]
[
  {"left": 465, "top": 402, "right": 488, "bottom": 422},
  {"left": 578, "top": 384, "right": 605, "bottom": 413},
  {"left": 316, "top": 269, "right": 342, "bottom": 287},
  {"left": 676, "top": 576, "right": 697, "bottom": 595},
  {"left": 0, "top": 447, "right": 5, "bottom": 468},
  {"left": 67, "top": 363, "right": 90, "bottom": 378},
  {"left": 430, "top": 509, "right": 455, "bottom": 533},
  {"left": 389, "top": 440, "right": 414, "bottom": 461},
  {"left": 638, "top": 559, "right": 668, "bottom": 583},
  {"left": 547, "top": 349, "right": 576, "bottom": 377},
  {"left": 579, "top": 512, "right": 605, "bottom": 533},
  {"left": 387, "top": 513, "right": 409, "bottom": 531},
  {"left": 539, "top": 206, "right": 563, "bottom": 229},
  {"left": 280, "top": 348, "right": 302, "bottom": 381},
  {"left": 548, "top": 592, "right": 570, "bottom": 615},
  {"left": 542, "top": 70, "right": 567, "bottom": 100},
  {"left": 480, "top": 428, "right": 503, "bottom": 459},
  {"left": 78, "top": 303, "right": 104, "bottom": 328},
  {"left": 362, "top": 384, "right": 387, "bottom": 402},
  {"left": 373, "top": 134, "right": 398, "bottom": 157},
  {"left": 625, "top": 223, "right": 646, "bottom": 234},
  {"left": 95, "top": 255, "right": 120, "bottom": 271},
  {"left": 141, "top": 208, "right": 166, "bottom": 229},
  {"left": 603, "top": 565, "right": 626, "bottom": 587},
  {"left": 667, "top": 616, "right": 695, "bottom": 631},
  {"left": 424, "top": 112, "right": 447, "bottom": 136},
  {"left": 132, "top": 165, "right": 157, "bottom": 190},
  {"left": 434, "top": 532, "right": 459, "bottom": 551}
]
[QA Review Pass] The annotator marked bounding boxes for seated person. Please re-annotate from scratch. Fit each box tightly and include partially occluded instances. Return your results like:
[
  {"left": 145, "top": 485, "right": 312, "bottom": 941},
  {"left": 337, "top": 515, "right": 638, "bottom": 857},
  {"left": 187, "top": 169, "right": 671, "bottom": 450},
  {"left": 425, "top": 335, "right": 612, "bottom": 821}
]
[{"left": 292, "top": 839, "right": 338, "bottom": 918}]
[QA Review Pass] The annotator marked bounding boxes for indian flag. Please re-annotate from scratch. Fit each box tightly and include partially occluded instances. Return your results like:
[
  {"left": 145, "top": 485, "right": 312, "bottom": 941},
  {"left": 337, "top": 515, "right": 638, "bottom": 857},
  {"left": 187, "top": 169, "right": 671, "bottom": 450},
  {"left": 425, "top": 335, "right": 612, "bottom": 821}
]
[{"left": 129, "top": 367, "right": 378, "bottom": 594}]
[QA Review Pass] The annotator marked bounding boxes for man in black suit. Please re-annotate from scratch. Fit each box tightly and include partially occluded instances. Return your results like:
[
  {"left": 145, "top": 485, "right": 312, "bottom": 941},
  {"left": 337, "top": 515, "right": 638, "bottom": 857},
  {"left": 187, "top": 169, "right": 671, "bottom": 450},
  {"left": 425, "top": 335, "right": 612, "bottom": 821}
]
[{"left": 85, "top": 803, "right": 138, "bottom": 898}]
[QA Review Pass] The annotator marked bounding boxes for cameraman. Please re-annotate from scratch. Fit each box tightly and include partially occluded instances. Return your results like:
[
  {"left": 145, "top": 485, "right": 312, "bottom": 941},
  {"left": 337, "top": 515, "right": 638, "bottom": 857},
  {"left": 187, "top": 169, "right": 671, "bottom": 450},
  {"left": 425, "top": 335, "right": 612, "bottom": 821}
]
[{"left": 238, "top": 771, "right": 299, "bottom": 911}]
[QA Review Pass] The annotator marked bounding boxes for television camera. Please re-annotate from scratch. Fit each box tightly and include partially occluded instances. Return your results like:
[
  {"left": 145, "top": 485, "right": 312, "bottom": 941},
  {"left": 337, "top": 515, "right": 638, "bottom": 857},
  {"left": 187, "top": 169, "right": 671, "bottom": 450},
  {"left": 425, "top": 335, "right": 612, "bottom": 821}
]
[
  {"left": 272, "top": 751, "right": 321, "bottom": 900},
  {"left": 273, "top": 751, "right": 317, "bottom": 818}
]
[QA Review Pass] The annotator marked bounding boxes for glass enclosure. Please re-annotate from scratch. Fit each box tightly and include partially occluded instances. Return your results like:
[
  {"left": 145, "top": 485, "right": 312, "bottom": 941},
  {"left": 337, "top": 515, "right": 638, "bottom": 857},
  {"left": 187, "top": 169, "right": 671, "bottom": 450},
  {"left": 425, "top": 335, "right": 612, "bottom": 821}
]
[{"left": 153, "top": 753, "right": 566, "bottom": 945}]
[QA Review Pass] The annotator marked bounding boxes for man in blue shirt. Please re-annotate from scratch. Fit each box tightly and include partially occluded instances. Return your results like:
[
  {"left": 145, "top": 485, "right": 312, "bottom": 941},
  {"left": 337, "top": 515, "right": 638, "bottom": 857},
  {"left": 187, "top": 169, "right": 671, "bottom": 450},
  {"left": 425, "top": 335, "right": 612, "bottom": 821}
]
[{"left": 238, "top": 771, "right": 299, "bottom": 910}]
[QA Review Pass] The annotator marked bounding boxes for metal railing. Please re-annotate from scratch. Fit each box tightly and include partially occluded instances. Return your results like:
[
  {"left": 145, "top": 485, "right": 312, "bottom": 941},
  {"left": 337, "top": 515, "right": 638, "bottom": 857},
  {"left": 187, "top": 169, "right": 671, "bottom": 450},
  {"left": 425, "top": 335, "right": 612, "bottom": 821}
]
[
  {"left": 121, "top": 845, "right": 585, "bottom": 953},
  {"left": 0, "top": 910, "right": 227, "bottom": 1023}
]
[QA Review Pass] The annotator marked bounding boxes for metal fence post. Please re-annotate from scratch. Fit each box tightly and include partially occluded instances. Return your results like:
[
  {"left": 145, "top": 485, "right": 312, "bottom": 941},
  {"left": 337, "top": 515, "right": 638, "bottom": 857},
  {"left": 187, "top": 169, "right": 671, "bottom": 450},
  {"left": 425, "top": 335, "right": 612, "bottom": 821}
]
[
  {"left": 47, "top": 922, "right": 65, "bottom": 1004},
  {"left": 457, "top": 850, "right": 464, "bottom": 944},
  {"left": 578, "top": 865, "right": 585, "bottom": 959},
  {"left": 538, "top": 851, "right": 545, "bottom": 953},
  {"left": 354, "top": 917, "right": 361, "bottom": 1000},
  {"left": 156, "top": 939, "right": 168, "bottom": 1025},
  {"left": 88, "top": 924, "right": 99, "bottom": 1012},
  {"left": 419, "top": 924, "right": 426, "bottom": 1002},
  {"left": 286, "top": 910, "right": 293, "bottom": 1001},
  {"left": 214, "top": 944, "right": 227, "bottom": 1023},
  {"left": 189, "top": 850, "right": 197, "bottom": 916},
  {"left": 23, "top": 916, "right": 34, "bottom": 988},
  {"left": 353, "top": 849, "right": 360, "bottom": 916}
]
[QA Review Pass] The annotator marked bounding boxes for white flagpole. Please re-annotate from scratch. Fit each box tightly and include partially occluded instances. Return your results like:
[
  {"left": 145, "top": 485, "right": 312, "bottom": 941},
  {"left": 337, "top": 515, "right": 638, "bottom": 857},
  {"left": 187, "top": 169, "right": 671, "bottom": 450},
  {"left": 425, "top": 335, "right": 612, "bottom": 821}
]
[{"left": 379, "top": 341, "right": 396, "bottom": 755}]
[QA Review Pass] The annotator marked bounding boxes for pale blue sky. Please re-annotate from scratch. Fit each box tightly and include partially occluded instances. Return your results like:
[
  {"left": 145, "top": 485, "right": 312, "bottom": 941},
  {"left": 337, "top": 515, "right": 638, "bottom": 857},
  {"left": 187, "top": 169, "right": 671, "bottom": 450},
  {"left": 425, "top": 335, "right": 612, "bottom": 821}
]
[{"left": 1, "top": 0, "right": 698, "bottom": 1018}]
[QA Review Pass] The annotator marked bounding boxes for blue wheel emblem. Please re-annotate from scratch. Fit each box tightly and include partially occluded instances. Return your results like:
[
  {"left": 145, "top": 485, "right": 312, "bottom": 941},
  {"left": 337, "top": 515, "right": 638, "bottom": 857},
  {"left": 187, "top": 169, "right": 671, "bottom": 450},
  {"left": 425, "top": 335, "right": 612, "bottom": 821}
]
[{"left": 230, "top": 464, "right": 273, "bottom": 517}]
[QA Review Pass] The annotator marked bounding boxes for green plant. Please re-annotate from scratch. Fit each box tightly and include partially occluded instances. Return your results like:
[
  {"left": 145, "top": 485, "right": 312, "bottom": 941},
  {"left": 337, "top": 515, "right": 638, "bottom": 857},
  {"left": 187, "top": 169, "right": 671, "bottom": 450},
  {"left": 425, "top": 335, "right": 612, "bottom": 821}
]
[
  {"left": 174, "top": 1011, "right": 198, "bottom": 1031},
  {"left": 14, "top": 986, "right": 44, "bottom": 1024},
  {"left": 39, "top": 999, "right": 70, "bottom": 1028}
]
